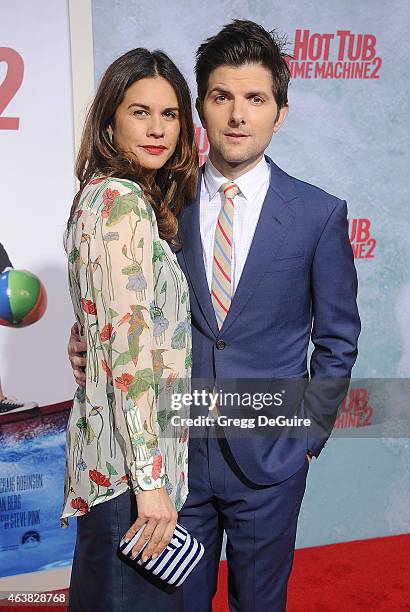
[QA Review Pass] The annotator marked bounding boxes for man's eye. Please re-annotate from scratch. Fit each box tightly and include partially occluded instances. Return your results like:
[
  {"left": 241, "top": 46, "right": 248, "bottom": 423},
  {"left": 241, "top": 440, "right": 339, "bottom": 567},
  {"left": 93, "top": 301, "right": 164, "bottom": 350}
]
[
  {"left": 251, "top": 96, "right": 263, "bottom": 104},
  {"left": 215, "top": 95, "right": 227, "bottom": 103}
]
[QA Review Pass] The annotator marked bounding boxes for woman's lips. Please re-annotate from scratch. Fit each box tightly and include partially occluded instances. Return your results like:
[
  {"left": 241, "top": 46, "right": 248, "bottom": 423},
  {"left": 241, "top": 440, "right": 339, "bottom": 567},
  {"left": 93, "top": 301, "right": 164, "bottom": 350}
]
[{"left": 141, "top": 145, "right": 167, "bottom": 155}]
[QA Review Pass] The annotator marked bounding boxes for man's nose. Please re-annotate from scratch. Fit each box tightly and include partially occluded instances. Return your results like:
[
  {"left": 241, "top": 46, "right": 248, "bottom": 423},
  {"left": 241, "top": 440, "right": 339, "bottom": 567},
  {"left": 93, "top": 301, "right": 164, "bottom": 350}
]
[{"left": 228, "top": 101, "right": 246, "bottom": 126}]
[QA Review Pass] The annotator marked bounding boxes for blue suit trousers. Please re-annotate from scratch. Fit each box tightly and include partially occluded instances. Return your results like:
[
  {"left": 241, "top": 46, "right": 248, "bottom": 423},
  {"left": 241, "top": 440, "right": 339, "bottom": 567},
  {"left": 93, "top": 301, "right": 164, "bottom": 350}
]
[{"left": 179, "top": 428, "right": 309, "bottom": 612}]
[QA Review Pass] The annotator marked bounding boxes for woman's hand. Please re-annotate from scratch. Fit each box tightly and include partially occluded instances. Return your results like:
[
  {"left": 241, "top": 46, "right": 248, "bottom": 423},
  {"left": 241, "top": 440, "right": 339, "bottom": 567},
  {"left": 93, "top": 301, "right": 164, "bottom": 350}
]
[
  {"left": 68, "top": 322, "right": 87, "bottom": 387},
  {"left": 124, "top": 486, "right": 178, "bottom": 562}
]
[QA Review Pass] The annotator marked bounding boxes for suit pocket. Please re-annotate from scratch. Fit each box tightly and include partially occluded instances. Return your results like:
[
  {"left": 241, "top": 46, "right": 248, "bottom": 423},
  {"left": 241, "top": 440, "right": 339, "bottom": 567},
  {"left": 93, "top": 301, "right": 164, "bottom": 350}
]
[{"left": 264, "top": 255, "right": 305, "bottom": 273}]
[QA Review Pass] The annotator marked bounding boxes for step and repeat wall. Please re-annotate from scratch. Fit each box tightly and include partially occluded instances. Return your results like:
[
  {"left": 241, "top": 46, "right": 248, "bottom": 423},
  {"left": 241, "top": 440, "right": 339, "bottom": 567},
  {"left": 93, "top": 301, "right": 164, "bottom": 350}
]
[
  {"left": 0, "top": 0, "right": 409, "bottom": 589},
  {"left": 91, "top": 0, "right": 410, "bottom": 551}
]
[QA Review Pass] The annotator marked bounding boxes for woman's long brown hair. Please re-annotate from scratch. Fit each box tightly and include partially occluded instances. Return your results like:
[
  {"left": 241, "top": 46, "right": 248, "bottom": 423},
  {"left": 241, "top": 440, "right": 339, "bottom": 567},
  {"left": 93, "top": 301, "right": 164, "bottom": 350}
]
[{"left": 68, "top": 48, "right": 198, "bottom": 246}]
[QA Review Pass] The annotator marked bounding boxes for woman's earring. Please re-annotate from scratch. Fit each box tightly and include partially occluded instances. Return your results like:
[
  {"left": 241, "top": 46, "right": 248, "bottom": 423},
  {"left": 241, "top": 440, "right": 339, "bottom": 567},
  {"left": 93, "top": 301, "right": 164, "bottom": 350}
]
[{"left": 106, "top": 125, "right": 114, "bottom": 144}]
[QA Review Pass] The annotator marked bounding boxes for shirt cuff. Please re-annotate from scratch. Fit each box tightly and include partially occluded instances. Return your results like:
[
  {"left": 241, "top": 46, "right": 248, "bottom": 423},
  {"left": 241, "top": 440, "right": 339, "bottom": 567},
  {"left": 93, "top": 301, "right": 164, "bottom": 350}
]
[{"left": 130, "top": 453, "right": 167, "bottom": 493}]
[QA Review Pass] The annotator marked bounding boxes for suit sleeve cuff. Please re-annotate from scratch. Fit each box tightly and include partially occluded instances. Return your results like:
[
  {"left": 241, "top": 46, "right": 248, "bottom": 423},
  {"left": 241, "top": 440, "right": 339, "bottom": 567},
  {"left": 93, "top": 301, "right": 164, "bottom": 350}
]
[{"left": 306, "top": 437, "right": 328, "bottom": 458}]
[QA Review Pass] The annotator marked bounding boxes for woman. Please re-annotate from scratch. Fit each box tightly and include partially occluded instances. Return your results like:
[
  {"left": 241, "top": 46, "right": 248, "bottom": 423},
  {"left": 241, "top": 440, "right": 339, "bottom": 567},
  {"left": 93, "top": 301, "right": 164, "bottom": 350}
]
[{"left": 62, "top": 48, "right": 197, "bottom": 611}]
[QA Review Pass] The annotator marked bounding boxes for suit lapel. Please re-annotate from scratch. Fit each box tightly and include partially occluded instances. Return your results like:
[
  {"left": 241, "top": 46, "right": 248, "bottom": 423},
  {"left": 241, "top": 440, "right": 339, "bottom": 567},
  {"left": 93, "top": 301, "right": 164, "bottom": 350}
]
[
  {"left": 219, "top": 157, "right": 298, "bottom": 335},
  {"left": 178, "top": 157, "right": 299, "bottom": 338},
  {"left": 178, "top": 174, "right": 219, "bottom": 336}
]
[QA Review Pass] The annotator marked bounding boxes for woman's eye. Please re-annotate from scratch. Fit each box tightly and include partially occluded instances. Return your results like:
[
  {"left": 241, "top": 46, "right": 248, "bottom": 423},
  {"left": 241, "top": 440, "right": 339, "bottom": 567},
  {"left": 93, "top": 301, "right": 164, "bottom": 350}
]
[
  {"left": 133, "top": 109, "right": 148, "bottom": 117},
  {"left": 163, "top": 111, "right": 177, "bottom": 120}
]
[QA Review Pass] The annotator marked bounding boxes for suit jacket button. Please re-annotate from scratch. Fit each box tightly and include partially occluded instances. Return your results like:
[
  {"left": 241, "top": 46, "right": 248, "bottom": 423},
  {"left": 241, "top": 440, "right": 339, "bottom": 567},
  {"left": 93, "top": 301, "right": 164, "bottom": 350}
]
[{"left": 216, "top": 340, "right": 226, "bottom": 350}]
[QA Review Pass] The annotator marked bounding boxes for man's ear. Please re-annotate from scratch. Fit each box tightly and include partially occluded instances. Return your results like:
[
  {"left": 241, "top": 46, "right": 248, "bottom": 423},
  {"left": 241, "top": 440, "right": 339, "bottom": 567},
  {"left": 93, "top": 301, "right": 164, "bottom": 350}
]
[
  {"left": 273, "top": 105, "right": 289, "bottom": 133},
  {"left": 196, "top": 98, "right": 206, "bottom": 128}
]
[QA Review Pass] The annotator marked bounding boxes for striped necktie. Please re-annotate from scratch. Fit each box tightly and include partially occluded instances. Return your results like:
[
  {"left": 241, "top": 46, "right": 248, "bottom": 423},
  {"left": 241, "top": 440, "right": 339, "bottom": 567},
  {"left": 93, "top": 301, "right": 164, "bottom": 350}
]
[{"left": 211, "top": 182, "right": 239, "bottom": 329}]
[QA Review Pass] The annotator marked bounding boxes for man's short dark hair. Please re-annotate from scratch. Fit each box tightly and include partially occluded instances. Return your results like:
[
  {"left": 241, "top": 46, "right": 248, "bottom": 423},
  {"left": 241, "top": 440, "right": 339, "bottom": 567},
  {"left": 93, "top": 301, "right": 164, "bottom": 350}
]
[{"left": 195, "top": 19, "right": 291, "bottom": 109}]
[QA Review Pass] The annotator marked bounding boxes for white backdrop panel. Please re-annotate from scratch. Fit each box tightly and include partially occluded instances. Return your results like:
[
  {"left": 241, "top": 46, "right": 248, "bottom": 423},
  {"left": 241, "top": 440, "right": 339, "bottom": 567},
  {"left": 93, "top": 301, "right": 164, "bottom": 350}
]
[{"left": 0, "top": 0, "right": 77, "bottom": 406}]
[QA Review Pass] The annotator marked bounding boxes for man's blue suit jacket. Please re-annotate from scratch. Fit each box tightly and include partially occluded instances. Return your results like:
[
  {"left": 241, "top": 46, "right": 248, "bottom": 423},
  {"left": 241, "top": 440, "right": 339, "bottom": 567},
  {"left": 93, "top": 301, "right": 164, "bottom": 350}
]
[{"left": 176, "top": 156, "right": 361, "bottom": 485}]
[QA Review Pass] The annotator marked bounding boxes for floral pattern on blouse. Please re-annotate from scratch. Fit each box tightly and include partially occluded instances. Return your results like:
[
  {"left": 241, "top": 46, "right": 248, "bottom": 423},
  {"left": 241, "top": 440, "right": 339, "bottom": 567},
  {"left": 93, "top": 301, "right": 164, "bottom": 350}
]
[{"left": 61, "top": 177, "right": 191, "bottom": 525}]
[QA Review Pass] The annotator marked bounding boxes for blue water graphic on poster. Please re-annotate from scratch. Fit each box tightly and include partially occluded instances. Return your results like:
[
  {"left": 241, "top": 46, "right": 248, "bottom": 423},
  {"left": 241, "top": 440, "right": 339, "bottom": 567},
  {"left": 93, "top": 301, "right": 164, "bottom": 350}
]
[{"left": 0, "top": 408, "right": 75, "bottom": 577}]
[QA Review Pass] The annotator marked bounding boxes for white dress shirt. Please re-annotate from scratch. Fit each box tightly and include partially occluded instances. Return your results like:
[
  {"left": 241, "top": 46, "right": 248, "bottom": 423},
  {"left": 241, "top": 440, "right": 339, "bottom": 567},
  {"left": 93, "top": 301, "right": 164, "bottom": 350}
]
[{"left": 200, "top": 157, "right": 271, "bottom": 294}]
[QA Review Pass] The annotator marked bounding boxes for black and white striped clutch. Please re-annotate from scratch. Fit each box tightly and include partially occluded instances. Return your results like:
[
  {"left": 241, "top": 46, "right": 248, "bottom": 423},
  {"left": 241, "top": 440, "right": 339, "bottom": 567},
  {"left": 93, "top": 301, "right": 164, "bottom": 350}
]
[{"left": 119, "top": 522, "right": 205, "bottom": 587}]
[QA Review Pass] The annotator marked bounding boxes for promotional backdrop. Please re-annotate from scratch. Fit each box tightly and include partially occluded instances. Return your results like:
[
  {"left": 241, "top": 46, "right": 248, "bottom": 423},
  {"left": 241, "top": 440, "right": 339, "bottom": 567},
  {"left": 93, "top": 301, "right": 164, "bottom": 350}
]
[
  {"left": 91, "top": 0, "right": 410, "bottom": 550},
  {"left": 0, "top": 0, "right": 77, "bottom": 589},
  {"left": 0, "top": 0, "right": 409, "bottom": 588},
  {"left": 0, "top": 1, "right": 76, "bottom": 407}
]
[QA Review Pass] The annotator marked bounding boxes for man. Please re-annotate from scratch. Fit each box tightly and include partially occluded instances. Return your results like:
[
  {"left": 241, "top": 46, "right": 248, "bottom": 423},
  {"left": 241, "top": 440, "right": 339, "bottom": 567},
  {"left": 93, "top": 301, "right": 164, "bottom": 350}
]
[
  {"left": 69, "top": 20, "right": 360, "bottom": 611},
  {"left": 0, "top": 243, "right": 38, "bottom": 413}
]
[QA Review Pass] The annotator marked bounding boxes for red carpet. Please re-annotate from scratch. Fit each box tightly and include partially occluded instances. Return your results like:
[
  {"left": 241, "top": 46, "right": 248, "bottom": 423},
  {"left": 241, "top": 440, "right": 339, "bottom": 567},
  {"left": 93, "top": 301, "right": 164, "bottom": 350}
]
[
  {"left": 213, "top": 535, "right": 410, "bottom": 611},
  {"left": 4, "top": 535, "right": 409, "bottom": 611}
]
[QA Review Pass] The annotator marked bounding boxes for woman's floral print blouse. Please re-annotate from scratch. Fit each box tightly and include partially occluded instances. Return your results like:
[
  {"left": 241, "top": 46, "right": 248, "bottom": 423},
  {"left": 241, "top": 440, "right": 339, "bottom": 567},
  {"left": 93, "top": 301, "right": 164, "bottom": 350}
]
[{"left": 61, "top": 177, "right": 191, "bottom": 526}]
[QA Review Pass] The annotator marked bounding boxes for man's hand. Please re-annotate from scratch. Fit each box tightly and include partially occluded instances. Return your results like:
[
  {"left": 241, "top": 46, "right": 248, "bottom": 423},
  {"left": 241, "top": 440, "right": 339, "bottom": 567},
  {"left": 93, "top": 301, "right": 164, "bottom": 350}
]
[
  {"left": 124, "top": 487, "right": 178, "bottom": 562},
  {"left": 68, "top": 322, "right": 87, "bottom": 387}
]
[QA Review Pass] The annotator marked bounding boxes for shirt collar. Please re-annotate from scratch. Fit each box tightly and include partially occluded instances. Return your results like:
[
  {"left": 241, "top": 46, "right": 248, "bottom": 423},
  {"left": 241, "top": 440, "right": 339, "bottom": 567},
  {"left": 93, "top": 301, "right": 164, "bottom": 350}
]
[{"left": 203, "top": 156, "right": 270, "bottom": 202}]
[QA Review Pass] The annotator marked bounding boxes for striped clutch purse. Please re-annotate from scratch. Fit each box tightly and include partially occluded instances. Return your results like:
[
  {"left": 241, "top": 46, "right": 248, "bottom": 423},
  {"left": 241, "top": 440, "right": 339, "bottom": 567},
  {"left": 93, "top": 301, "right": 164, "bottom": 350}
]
[{"left": 119, "top": 522, "right": 205, "bottom": 587}]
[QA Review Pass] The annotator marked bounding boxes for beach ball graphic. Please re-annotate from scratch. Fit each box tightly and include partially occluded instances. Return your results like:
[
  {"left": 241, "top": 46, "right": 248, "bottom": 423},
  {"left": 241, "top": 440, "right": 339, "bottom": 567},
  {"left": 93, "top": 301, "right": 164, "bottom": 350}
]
[{"left": 0, "top": 269, "right": 47, "bottom": 327}]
